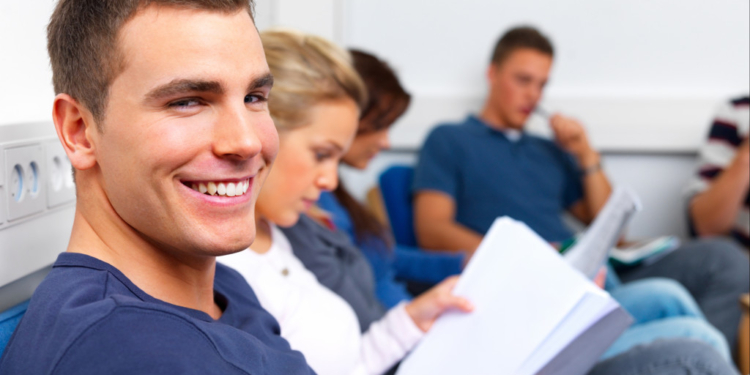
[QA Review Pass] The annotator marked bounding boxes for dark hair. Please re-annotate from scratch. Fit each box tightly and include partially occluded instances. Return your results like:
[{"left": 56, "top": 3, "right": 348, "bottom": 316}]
[
  {"left": 350, "top": 49, "right": 411, "bottom": 134},
  {"left": 490, "top": 26, "right": 554, "bottom": 66},
  {"left": 333, "top": 50, "right": 411, "bottom": 246},
  {"left": 47, "top": 0, "right": 255, "bottom": 129}
]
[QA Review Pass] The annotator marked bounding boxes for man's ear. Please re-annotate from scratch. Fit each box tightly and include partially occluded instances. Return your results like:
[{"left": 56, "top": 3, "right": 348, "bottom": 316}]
[
  {"left": 486, "top": 64, "right": 498, "bottom": 83},
  {"left": 52, "top": 94, "right": 98, "bottom": 171}
]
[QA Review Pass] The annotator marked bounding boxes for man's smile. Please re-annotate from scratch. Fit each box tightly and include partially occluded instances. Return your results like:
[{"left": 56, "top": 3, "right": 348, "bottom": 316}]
[{"left": 183, "top": 178, "right": 252, "bottom": 197}]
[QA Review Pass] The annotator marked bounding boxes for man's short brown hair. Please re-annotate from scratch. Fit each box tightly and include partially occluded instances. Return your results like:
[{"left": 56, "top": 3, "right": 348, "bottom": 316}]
[
  {"left": 490, "top": 26, "right": 554, "bottom": 66},
  {"left": 47, "top": 0, "right": 255, "bottom": 128}
]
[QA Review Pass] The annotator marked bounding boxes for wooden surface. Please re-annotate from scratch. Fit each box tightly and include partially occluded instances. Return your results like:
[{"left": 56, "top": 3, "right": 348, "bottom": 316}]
[{"left": 739, "top": 294, "right": 749, "bottom": 375}]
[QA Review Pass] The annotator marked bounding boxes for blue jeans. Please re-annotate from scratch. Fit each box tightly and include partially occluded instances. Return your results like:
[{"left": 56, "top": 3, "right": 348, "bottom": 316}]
[
  {"left": 589, "top": 339, "right": 738, "bottom": 375},
  {"left": 602, "top": 278, "right": 731, "bottom": 361},
  {"left": 617, "top": 238, "right": 750, "bottom": 354}
]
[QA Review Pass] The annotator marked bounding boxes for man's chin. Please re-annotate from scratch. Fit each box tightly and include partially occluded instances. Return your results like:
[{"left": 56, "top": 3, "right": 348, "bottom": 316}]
[
  {"left": 206, "top": 239, "right": 255, "bottom": 257},
  {"left": 197, "top": 230, "right": 256, "bottom": 257},
  {"left": 507, "top": 121, "right": 526, "bottom": 130}
]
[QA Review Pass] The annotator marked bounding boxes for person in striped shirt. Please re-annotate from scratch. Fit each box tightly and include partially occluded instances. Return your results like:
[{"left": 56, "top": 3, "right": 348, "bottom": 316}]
[{"left": 688, "top": 96, "right": 750, "bottom": 248}]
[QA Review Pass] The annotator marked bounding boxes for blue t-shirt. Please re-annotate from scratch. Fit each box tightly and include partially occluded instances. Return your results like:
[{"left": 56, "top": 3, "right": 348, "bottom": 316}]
[
  {"left": 0, "top": 253, "right": 314, "bottom": 375},
  {"left": 317, "top": 192, "right": 463, "bottom": 308},
  {"left": 413, "top": 115, "right": 583, "bottom": 243}
]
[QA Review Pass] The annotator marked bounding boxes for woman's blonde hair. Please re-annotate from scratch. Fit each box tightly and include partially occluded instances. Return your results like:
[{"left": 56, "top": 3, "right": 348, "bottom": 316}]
[{"left": 261, "top": 29, "right": 367, "bottom": 131}]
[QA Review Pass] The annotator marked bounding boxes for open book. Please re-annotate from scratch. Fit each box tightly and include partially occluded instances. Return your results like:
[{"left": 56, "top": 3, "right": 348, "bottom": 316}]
[
  {"left": 397, "top": 217, "right": 632, "bottom": 375},
  {"left": 563, "top": 187, "right": 642, "bottom": 279}
]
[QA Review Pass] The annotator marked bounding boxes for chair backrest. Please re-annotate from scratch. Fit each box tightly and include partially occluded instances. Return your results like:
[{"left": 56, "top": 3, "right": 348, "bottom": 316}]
[
  {"left": 379, "top": 165, "right": 417, "bottom": 247},
  {"left": 0, "top": 300, "right": 29, "bottom": 357}
]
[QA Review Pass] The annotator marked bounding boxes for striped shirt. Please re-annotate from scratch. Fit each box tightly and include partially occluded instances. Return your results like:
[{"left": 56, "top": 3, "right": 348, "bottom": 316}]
[{"left": 687, "top": 96, "right": 750, "bottom": 246}]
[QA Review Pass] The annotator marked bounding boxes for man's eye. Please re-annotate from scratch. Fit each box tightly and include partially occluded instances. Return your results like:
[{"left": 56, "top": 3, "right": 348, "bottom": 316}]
[
  {"left": 245, "top": 94, "right": 268, "bottom": 104},
  {"left": 168, "top": 99, "right": 201, "bottom": 108},
  {"left": 516, "top": 77, "right": 531, "bottom": 84}
]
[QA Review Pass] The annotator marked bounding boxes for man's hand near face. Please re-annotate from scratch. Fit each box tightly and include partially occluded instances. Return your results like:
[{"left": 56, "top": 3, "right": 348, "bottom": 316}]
[
  {"left": 549, "top": 114, "right": 612, "bottom": 224},
  {"left": 549, "top": 114, "right": 599, "bottom": 169}
]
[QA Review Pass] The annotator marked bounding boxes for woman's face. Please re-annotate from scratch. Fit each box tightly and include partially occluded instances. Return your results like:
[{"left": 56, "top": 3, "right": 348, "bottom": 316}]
[
  {"left": 341, "top": 126, "right": 390, "bottom": 170},
  {"left": 257, "top": 98, "right": 359, "bottom": 227},
  {"left": 341, "top": 98, "right": 407, "bottom": 170}
]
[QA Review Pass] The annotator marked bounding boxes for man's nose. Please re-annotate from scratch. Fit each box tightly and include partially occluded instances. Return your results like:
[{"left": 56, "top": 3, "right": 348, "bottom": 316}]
[
  {"left": 212, "top": 104, "right": 264, "bottom": 161},
  {"left": 529, "top": 83, "right": 544, "bottom": 102}
]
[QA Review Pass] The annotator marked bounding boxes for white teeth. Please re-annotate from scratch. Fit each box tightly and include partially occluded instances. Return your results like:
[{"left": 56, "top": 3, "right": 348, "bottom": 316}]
[{"left": 190, "top": 179, "right": 249, "bottom": 197}]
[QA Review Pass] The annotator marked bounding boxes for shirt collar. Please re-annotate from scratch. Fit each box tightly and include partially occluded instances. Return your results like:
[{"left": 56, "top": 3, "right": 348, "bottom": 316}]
[{"left": 468, "top": 115, "right": 525, "bottom": 143}]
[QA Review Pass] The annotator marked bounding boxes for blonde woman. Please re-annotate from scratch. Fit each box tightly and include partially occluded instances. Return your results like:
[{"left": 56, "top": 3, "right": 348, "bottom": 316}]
[
  {"left": 219, "top": 30, "right": 738, "bottom": 375},
  {"left": 219, "top": 29, "right": 472, "bottom": 375}
]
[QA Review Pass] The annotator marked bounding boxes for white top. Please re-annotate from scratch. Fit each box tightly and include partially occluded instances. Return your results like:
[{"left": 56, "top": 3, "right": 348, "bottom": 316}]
[{"left": 219, "top": 223, "right": 424, "bottom": 375}]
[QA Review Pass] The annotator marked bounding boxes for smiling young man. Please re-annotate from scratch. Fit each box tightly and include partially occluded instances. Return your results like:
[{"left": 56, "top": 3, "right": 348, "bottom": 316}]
[
  {"left": 412, "top": 26, "right": 749, "bottom": 356},
  {"left": 0, "top": 1, "right": 314, "bottom": 374}
]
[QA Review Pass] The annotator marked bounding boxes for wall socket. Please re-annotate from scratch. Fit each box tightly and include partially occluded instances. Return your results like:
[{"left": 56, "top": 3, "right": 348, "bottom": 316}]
[{"left": 4, "top": 143, "right": 46, "bottom": 221}]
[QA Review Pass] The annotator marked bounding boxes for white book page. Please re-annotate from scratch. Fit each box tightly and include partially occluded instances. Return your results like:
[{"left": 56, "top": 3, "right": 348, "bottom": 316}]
[{"left": 397, "top": 217, "right": 609, "bottom": 375}]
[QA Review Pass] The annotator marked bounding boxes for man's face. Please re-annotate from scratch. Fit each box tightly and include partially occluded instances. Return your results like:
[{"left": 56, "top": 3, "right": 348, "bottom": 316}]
[
  {"left": 487, "top": 48, "right": 552, "bottom": 129},
  {"left": 90, "top": 6, "right": 277, "bottom": 257}
]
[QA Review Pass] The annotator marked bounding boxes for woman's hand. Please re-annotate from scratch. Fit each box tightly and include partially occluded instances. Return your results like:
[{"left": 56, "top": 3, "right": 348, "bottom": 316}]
[
  {"left": 593, "top": 266, "right": 607, "bottom": 289},
  {"left": 404, "top": 276, "right": 474, "bottom": 332}
]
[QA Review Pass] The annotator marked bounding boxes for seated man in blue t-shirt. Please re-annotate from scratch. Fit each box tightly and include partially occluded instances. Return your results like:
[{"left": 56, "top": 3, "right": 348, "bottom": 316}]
[
  {"left": 413, "top": 26, "right": 749, "bottom": 355},
  {"left": 0, "top": 1, "right": 314, "bottom": 374}
]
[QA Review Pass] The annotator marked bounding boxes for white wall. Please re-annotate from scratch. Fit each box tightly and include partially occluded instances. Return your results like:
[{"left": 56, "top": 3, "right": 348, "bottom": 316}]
[
  {"left": 0, "top": 0, "right": 58, "bottom": 125},
  {"left": 345, "top": 0, "right": 749, "bottom": 98}
]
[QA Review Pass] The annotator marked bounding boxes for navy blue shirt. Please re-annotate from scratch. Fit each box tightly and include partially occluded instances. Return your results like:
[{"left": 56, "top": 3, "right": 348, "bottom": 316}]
[
  {"left": 413, "top": 115, "right": 583, "bottom": 243},
  {"left": 0, "top": 253, "right": 314, "bottom": 375}
]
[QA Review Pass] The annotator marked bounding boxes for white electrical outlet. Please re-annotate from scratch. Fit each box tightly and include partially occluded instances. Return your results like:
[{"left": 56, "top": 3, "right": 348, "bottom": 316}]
[
  {"left": 4, "top": 144, "right": 46, "bottom": 221},
  {"left": 45, "top": 141, "right": 76, "bottom": 208}
]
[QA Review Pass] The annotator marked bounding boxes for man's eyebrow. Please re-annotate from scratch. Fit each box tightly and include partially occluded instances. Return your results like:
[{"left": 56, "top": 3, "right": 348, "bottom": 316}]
[
  {"left": 145, "top": 79, "right": 223, "bottom": 101},
  {"left": 248, "top": 73, "right": 274, "bottom": 91}
]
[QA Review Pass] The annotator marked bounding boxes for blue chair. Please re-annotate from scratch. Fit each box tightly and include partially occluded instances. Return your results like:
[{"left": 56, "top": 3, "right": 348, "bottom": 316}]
[
  {"left": 0, "top": 300, "right": 29, "bottom": 357},
  {"left": 379, "top": 165, "right": 417, "bottom": 247}
]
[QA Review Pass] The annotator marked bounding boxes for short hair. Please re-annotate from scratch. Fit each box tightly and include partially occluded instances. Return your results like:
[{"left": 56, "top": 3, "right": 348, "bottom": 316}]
[
  {"left": 350, "top": 49, "right": 411, "bottom": 134},
  {"left": 490, "top": 26, "right": 554, "bottom": 66},
  {"left": 47, "top": 0, "right": 255, "bottom": 128},
  {"left": 261, "top": 29, "right": 367, "bottom": 132}
]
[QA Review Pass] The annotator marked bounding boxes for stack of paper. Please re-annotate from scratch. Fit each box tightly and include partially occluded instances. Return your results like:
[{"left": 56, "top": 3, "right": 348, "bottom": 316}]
[{"left": 397, "top": 217, "right": 632, "bottom": 375}]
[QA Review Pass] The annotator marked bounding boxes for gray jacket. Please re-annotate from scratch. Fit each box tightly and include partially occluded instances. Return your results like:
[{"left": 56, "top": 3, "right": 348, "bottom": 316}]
[{"left": 281, "top": 214, "right": 386, "bottom": 332}]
